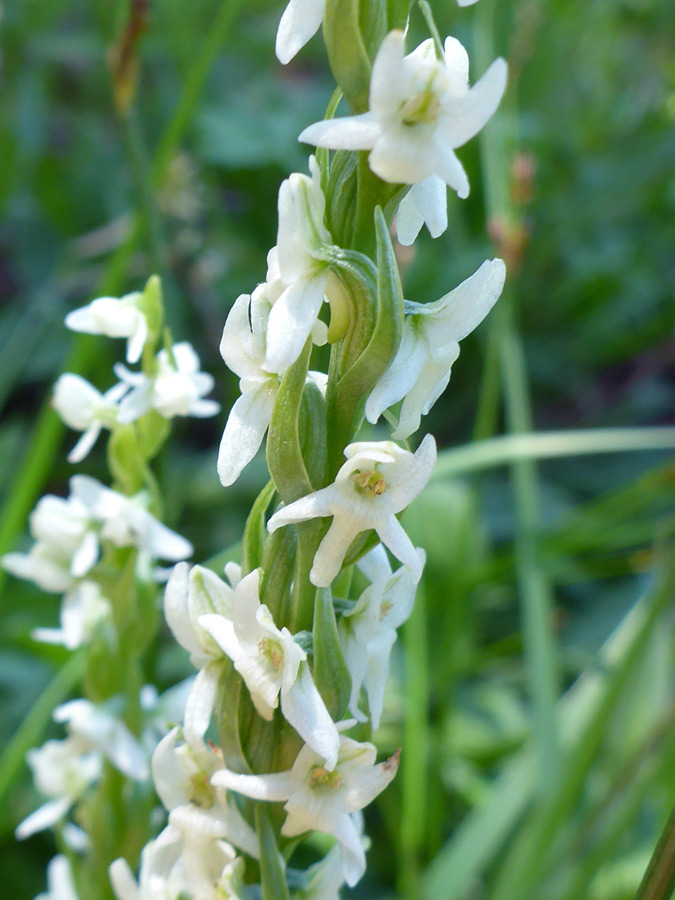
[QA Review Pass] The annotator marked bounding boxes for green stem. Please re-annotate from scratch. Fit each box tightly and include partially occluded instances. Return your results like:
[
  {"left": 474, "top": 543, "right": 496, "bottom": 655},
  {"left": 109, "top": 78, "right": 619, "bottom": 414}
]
[{"left": 634, "top": 805, "right": 675, "bottom": 900}]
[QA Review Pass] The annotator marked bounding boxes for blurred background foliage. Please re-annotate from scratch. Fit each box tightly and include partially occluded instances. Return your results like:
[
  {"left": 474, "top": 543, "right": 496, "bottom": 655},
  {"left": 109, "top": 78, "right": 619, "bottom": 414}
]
[{"left": 1, "top": 0, "right": 674, "bottom": 897}]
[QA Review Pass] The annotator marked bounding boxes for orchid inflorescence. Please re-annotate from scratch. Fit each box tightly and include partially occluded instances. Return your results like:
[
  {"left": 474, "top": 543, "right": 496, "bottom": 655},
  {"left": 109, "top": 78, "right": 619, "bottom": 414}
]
[{"left": 5, "top": 2, "right": 507, "bottom": 899}]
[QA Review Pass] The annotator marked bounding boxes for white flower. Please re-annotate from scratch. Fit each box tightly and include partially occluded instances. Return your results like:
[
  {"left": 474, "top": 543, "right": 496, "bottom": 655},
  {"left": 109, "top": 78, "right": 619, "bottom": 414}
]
[
  {"left": 54, "top": 699, "right": 149, "bottom": 781},
  {"left": 69, "top": 475, "right": 193, "bottom": 562},
  {"left": 115, "top": 342, "right": 219, "bottom": 423},
  {"left": 15, "top": 736, "right": 102, "bottom": 839},
  {"left": 152, "top": 727, "right": 259, "bottom": 864},
  {"left": 163, "top": 562, "right": 240, "bottom": 747},
  {"left": 111, "top": 826, "right": 245, "bottom": 900},
  {"left": 217, "top": 286, "right": 279, "bottom": 486},
  {"left": 199, "top": 568, "right": 340, "bottom": 769},
  {"left": 110, "top": 826, "right": 188, "bottom": 900},
  {"left": 340, "top": 545, "right": 422, "bottom": 729},
  {"left": 2, "top": 492, "right": 98, "bottom": 591},
  {"left": 36, "top": 856, "right": 79, "bottom": 900},
  {"left": 32, "top": 580, "right": 111, "bottom": 650},
  {"left": 65, "top": 292, "right": 149, "bottom": 364},
  {"left": 263, "top": 157, "right": 340, "bottom": 374},
  {"left": 366, "top": 259, "right": 506, "bottom": 438},
  {"left": 268, "top": 436, "right": 436, "bottom": 587},
  {"left": 53, "top": 375, "right": 128, "bottom": 463},
  {"left": 212, "top": 732, "right": 400, "bottom": 887},
  {"left": 300, "top": 32, "right": 507, "bottom": 203}
]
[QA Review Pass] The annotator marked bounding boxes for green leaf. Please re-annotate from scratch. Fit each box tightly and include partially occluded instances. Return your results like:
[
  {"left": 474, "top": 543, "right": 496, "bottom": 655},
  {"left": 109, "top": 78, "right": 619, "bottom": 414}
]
[
  {"left": 266, "top": 340, "right": 313, "bottom": 505},
  {"left": 313, "top": 587, "right": 351, "bottom": 720},
  {"left": 256, "top": 803, "right": 291, "bottom": 900},
  {"left": 243, "top": 480, "right": 276, "bottom": 575}
]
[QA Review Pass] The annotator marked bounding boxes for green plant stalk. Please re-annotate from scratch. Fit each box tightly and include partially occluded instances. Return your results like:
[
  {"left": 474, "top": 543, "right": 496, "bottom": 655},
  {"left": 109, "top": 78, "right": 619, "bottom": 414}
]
[
  {"left": 485, "top": 542, "right": 675, "bottom": 900},
  {"left": 475, "top": 0, "right": 561, "bottom": 787},
  {"left": 433, "top": 427, "right": 675, "bottom": 479},
  {"left": 634, "top": 805, "right": 675, "bottom": 900},
  {"left": 0, "top": 0, "right": 245, "bottom": 591},
  {"left": 421, "top": 555, "right": 675, "bottom": 900},
  {"left": 399, "top": 582, "right": 430, "bottom": 899}
]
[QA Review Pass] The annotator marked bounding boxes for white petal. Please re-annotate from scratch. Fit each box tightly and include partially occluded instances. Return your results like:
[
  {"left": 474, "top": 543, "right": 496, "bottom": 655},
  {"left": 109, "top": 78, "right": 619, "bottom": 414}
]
[
  {"left": 199, "top": 613, "right": 240, "bottom": 662},
  {"left": 67, "top": 424, "right": 102, "bottom": 464},
  {"left": 344, "top": 751, "right": 400, "bottom": 813},
  {"left": 281, "top": 662, "right": 340, "bottom": 769},
  {"left": 217, "top": 381, "right": 277, "bottom": 486},
  {"left": 310, "top": 516, "right": 359, "bottom": 587},
  {"left": 395, "top": 190, "right": 425, "bottom": 246},
  {"left": 267, "top": 486, "right": 336, "bottom": 531},
  {"left": 70, "top": 529, "right": 99, "bottom": 578},
  {"left": 428, "top": 258, "right": 506, "bottom": 341},
  {"left": 365, "top": 326, "right": 427, "bottom": 425},
  {"left": 364, "top": 629, "right": 397, "bottom": 730},
  {"left": 370, "top": 30, "right": 409, "bottom": 120},
  {"left": 376, "top": 516, "right": 423, "bottom": 582},
  {"left": 369, "top": 129, "right": 437, "bottom": 184},
  {"left": 411, "top": 176, "right": 448, "bottom": 239},
  {"left": 299, "top": 113, "right": 381, "bottom": 151},
  {"left": 183, "top": 663, "right": 220, "bottom": 748},
  {"left": 264, "top": 274, "right": 326, "bottom": 373},
  {"left": 434, "top": 144, "right": 470, "bottom": 198},
  {"left": 275, "top": 0, "right": 324, "bottom": 64},
  {"left": 164, "top": 563, "right": 203, "bottom": 656},
  {"left": 211, "top": 768, "right": 293, "bottom": 802},
  {"left": 110, "top": 859, "right": 141, "bottom": 900},
  {"left": 127, "top": 317, "right": 148, "bottom": 365},
  {"left": 15, "top": 797, "right": 72, "bottom": 839},
  {"left": 443, "top": 36, "right": 470, "bottom": 85},
  {"left": 151, "top": 728, "right": 190, "bottom": 810},
  {"left": 439, "top": 57, "right": 508, "bottom": 148},
  {"left": 333, "top": 812, "right": 366, "bottom": 887}
]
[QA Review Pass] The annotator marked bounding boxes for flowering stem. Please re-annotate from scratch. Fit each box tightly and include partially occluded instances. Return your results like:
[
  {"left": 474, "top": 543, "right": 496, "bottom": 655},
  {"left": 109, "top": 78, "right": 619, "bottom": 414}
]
[{"left": 0, "top": 0, "right": 244, "bottom": 581}]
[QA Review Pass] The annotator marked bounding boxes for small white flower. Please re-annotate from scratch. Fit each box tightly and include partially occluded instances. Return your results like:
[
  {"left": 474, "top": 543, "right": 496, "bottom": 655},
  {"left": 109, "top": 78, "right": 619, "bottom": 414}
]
[
  {"left": 54, "top": 699, "right": 149, "bottom": 781},
  {"left": 152, "top": 727, "right": 259, "bottom": 863},
  {"left": 200, "top": 568, "right": 340, "bottom": 769},
  {"left": 65, "top": 292, "right": 149, "bottom": 364},
  {"left": 268, "top": 436, "right": 436, "bottom": 587},
  {"left": 340, "top": 545, "right": 423, "bottom": 729},
  {"left": 217, "top": 286, "right": 279, "bottom": 486},
  {"left": 2, "top": 492, "right": 98, "bottom": 591},
  {"left": 32, "top": 580, "right": 111, "bottom": 650},
  {"left": 110, "top": 826, "right": 188, "bottom": 900},
  {"left": 263, "top": 157, "right": 341, "bottom": 374},
  {"left": 300, "top": 32, "right": 507, "bottom": 204},
  {"left": 111, "top": 825, "right": 245, "bottom": 900},
  {"left": 366, "top": 258, "right": 506, "bottom": 438},
  {"left": 115, "top": 341, "right": 219, "bottom": 423},
  {"left": 163, "top": 562, "right": 240, "bottom": 747},
  {"left": 53, "top": 375, "right": 128, "bottom": 463},
  {"left": 212, "top": 732, "right": 399, "bottom": 887},
  {"left": 15, "top": 736, "right": 102, "bottom": 839},
  {"left": 69, "top": 475, "right": 193, "bottom": 562},
  {"left": 36, "top": 856, "right": 79, "bottom": 900}
]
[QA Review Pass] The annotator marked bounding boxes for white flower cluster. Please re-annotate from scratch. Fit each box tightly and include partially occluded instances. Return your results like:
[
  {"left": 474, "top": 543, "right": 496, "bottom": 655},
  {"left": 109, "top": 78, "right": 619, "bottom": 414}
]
[
  {"left": 15, "top": 689, "right": 186, "bottom": 844},
  {"left": 3, "top": 475, "right": 191, "bottom": 648},
  {"left": 55, "top": 289, "right": 218, "bottom": 463}
]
